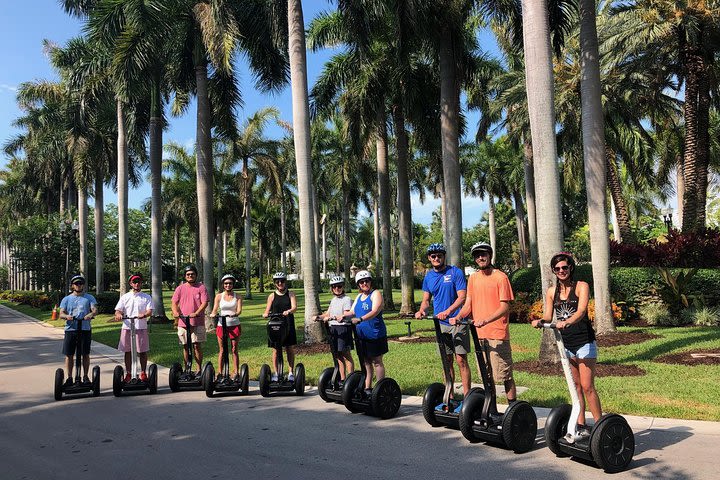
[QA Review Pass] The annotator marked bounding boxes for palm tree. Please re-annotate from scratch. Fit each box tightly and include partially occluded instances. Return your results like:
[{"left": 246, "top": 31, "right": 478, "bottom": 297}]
[{"left": 288, "top": 0, "right": 323, "bottom": 342}]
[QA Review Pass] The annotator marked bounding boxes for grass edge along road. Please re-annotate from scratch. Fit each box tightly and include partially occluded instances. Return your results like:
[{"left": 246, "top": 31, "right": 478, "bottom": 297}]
[{"left": 3, "top": 289, "right": 719, "bottom": 421}]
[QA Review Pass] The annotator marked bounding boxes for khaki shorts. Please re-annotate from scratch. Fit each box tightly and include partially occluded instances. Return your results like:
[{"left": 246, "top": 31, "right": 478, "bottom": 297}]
[
  {"left": 438, "top": 323, "right": 470, "bottom": 355},
  {"left": 178, "top": 325, "right": 206, "bottom": 344},
  {"left": 486, "top": 339, "right": 513, "bottom": 383}
]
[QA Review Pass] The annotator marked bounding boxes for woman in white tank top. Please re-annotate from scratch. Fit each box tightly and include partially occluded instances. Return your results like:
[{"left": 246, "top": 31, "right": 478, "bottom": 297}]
[{"left": 210, "top": 274, "right": 243, "bottom": 380}]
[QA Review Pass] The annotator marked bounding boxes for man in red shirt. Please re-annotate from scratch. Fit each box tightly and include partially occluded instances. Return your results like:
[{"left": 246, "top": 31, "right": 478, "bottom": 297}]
[
  {"left": 171, "top": 265, "right": 209, "bottom": 373},
  {"left": 450, "top": 242, "right": 516, "bottom": 403}
]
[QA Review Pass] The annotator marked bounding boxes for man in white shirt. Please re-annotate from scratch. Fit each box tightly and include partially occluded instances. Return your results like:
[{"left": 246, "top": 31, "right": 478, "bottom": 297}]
[{"left": 114, "top": 274, "right": 154, "bottom": 382}]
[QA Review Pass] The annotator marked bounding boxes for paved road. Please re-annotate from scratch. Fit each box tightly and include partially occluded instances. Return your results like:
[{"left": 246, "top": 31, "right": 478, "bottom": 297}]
[{"left": 1, "top": 305, "right": 717, "bottom": 480}]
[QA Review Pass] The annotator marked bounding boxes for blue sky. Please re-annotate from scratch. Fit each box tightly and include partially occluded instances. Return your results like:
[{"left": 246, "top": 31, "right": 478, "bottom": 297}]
[{"left": 0, "top": 1, "right": 496, "bottom": 228}]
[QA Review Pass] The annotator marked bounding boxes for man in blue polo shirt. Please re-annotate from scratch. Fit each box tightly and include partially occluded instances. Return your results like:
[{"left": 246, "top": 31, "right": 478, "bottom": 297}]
[{"left": 415, "top": 243, "right": 470, "bottom": 404}]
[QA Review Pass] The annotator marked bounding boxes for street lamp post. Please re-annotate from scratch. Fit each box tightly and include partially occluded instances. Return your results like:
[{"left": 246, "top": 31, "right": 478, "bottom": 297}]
[{"left": 661, "top": 207, "right": 673, "bottom": 232}]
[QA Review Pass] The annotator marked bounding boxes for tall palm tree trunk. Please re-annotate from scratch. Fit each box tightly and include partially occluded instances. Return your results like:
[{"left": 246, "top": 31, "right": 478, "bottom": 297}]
[
  {"left": 280, "top": 199, "right": 287, "bottom": 274},
  {"left": 195, "top": 53, "right": 215, "bottom": 303},
  {"left": 392, "top": 105, "right": 415, "bottom": 314},
  {"left": 243, "top": 159, "right": 252, "bottom": 299},
  {"left": 681, "top": 54, "right": 701, "bottom": 232},
  {"left": 373, "top": 199, "right": 380, "bottom": 273},
  {"left": 342, "top": 189, "right": 352, "bottom": 291},
  {"left": 288, "top": 0, "right": 322, "bottom": 342},
  {"left": 78, "top": 188, "right": 88, "bottom": 276},
  {"left": 513, "top": 190, "right": 528, "bottom": 267},
  {"left": 376, "top": 110, "right": 395, "bottom": 310},
  {"left": 94, "top": 172, "right": 104, "bottom": 294},
  {"left": 676, "top": 161, "right": 684, "bottom": 229},
  {"left": 579, "top": 0, "right": 613, "bottom": 334},
  {"left": 150, "top": 78, "right": 166, "bottom": 318},
  {"left": 695, "top": 74, "right": 710, "bottom": 228},
  {"left": 174, "top": 223, "right": 180, "bottom": 287},
  {"left": 606, "top": 149, "right": 632, "bottom": 243},
  {"left": 523, "top": 138, "right": 539, "bottom": 266},
  {"left": 439, "top": 26, "right": 463, "bottom": 268},
  {"left": 488, "top": 196, "right": 497, "bottom": 264},
  {"left": 520, "top": 0, "right": 564, "bottom": 363},
  {"left": 117, "top": 99, "right": 129, "bottom": 295}
]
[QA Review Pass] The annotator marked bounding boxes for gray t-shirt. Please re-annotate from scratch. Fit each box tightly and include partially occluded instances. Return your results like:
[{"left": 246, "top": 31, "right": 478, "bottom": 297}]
[{"left": 328, "top": 295, "right": 353, "bottom": 324}]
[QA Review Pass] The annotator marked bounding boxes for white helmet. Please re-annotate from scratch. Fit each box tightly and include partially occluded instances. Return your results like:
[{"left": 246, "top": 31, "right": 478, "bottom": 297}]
[
  {"left": 272, "top": 272, "right": 287, "bottom": 281},
  {"left": 221, "top": 274, "right": 236, "bottom": 284},
  {"left": 355, "top": 270, "right": 372, "bottom": 285},
  {"left": 329, "top": 275, "right": 345, "bottom": 287}
]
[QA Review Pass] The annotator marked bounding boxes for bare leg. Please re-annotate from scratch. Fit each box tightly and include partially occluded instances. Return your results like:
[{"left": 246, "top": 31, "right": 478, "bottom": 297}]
[
  {"left": 456, "top": 354, "right": 471, "bottom": 397},
  {"left": 139, "top": 352, "right": 148, "bottom": 372},
  {"left": 569, "top": 359, "right": 586, "bottom": 425},
  {"left": 231, "top": 339, "right": 239, "bottom": 376},
  {"left": 82, "top": 354, "right": 90, "bottom": 378},
  {"left": 504, "top": 378, "right": 517, "bottom": 402},
  {"left": 124, "top": 352, "right": 132, "bottom": 373},
  {"left": 363, "top": 358, "right": 374, "bottom": 389},
  {"left": 216, "top": 335, "right": 224, "bottom": 375},
  {"left": 193, "top": 343, "right": 203, "bottom": 370},
  {"left": 65, "top": 355, "right": 73, "bottom": 379},
  {"left": 272, "top": 348, "right": 279, "bottom": 375},
  {"left": 286, "top": 346, "right": 295, "bottom": 372},
  {"left": 371, "top": 355, "right": 385, "bottom": 384},
  {"left": 578, "top": 359, "right": 602, "bottom": 422}
]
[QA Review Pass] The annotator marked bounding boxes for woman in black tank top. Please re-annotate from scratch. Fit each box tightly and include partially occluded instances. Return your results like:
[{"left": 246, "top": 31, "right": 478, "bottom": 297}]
[
  {"left": 532, "top": 252, "right": 602, "bottom": 434},
  {"left": 262, "top": 273, "right": 298, "bottom": 381}
]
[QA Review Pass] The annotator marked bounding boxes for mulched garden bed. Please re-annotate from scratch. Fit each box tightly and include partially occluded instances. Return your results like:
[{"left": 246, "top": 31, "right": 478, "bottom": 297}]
[
  {"left": 654, "top": 349, "right": 720, "bottom": 366},
  {"left": 515, "top": 360, "right": 646, "bottom": 377},
  {"left": 388, "top": 335, "right": 436, "bottom": 344},
  {"left": 595, "top": 330, "right": 660, "bottom": 347},
  {"left": 294, "top": 342, "right": 331, "bottom": 355}
]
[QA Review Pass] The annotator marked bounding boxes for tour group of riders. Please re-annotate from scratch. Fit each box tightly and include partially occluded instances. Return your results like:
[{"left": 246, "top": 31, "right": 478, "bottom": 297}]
[{"left": 58, "top": 241, "right": 601, "bottom": 436}]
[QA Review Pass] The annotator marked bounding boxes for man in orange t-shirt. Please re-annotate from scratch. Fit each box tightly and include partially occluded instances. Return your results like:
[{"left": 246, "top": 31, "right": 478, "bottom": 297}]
[{"left": 450, "top": 241, "right": 517, "bottom": 403}]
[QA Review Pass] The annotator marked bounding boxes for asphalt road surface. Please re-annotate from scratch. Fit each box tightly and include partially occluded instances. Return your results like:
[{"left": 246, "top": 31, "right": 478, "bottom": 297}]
[{"left": 0, "top": 305, "right": 717, "bottom": 480}]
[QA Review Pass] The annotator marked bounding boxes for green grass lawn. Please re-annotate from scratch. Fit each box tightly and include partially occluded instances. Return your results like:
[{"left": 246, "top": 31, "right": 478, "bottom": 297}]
[{"left": 4, "top": 289, "right": 719, "bottom": 421}]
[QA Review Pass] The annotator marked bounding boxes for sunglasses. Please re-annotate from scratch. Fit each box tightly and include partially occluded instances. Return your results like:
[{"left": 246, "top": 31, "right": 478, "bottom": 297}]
[
  {"left": 473, "top": 251, "right": 490, "bottom": 259},
  {"left": 357, "top": 279, "right": 371, "bottom": 285},
  {"left": 185, "top": 273, "right": 196, "bottom": 277},
  {"left": 275, "top": 279, "right": 286, "bottom": 284},
  {"left": 223, "top": 282, "right": 234, "bottom": 286},
  {"left": 130, "top": 280, "right": 141, "bottom": 284},
  {"left": 331, "top": 285, "right": 344, "bottom": 289},
  {"left": 72, "top": 282, "right": 84, "bottom": 286},
  {"left": 429, "top": 253, "right": 444, "bottom": 259},
  {"left": 553, "top": 265, "right": 570, "bottom": 272}
]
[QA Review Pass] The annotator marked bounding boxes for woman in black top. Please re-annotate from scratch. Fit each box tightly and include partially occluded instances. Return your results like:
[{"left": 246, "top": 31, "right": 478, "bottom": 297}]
[
  {"left": 262, "top": 272, "right": 298, "bottom": 382},
  {"left": 532, "top": 252, "right": 601, "bottom": 435}
]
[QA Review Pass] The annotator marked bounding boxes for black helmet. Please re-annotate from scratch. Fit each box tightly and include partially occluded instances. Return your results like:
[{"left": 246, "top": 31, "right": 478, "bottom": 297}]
[
  {"left": 183, "top": 264, "right": 198, "bottom": 274},
  {"left": 70, "top": 274, "right": 85, "bottom": 285}
]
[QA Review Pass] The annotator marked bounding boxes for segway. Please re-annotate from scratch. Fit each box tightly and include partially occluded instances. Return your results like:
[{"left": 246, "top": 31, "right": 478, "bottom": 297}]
[
  {"left": 258, "top": 313, "right": 305, "bottom": 397},
  {"left": 112, "top": 316, "right": 158, "bottom": 396},
  {"left": 316, "top": 316, "right": 357, "bottom": 404},
  {"left": 420, "top": 315, "right": 482, "bottom": 430},
  {"left": 54, "top": 317, "right": 100, "bottom": 400},
  {"left": 457, "top": 319, "right": 537, "bottom": 453},
  {"left": 168, "top": 315, "right": 212, "bottom": 392},
  {"left": 341, "top": 324, "right": 402, "bottom": 420},
  {"left": 205, "top": 315, "right": 250, "bottom": 397},
  {"left": 539, "top": 320, "right": 635, "bottom": 472}
]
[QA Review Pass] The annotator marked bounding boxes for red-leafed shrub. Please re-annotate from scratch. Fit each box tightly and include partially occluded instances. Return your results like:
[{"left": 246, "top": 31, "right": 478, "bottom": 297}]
[{"left": 610, "top": 229, "right": 720, "bottom": 267}]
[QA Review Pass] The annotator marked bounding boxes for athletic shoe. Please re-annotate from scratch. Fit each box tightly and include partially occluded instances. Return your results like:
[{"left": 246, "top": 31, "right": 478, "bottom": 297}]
[
  {"left": 288, "top": 373, "right": 295, "bottom": 382},
  {"left": 576, "top": 425, "right": 591, "bottom": 440},
  {"left": 233, "top": 374, "right": 240, "bottom": 383},
  {"left": 83, "top": 375, "right": 90, "bottom": 384},
  {"left": 337, "top": 380, "right": 345, "bottom": 389},
  {"left": 271, "top": 373, "right": 279, "bottom": 382},
  {"left": 140, "top": 372, "right": 148, "bottom": 382},
  {"left": 453, "top": 401, "right": 463, "bottom": 413},
  {"left": 124, "top": 373, "right": 131, "bottom": 383},
  {"left": 364, "top": 388, "right": 373, "bottom": 397},
  {"left": 64, "top": 378, "right": 73, "bottom": 388}
]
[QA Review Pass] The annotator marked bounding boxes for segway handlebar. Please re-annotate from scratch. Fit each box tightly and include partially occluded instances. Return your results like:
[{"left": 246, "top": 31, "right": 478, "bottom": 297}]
[
  {"left": 406, "top": 312, "right": 472, "bottom": 326},
  {"left": 176, "top": 314, "right": 192, "bottom": 328},
  {"left": 267, "top": 313, "right": 287, "bottom": 321},
  {"left": 536, "top": 320, "right": 557, "bottom": 329},
  {"left": 313, "top": 315, "right": 351, "bottom": 324}
]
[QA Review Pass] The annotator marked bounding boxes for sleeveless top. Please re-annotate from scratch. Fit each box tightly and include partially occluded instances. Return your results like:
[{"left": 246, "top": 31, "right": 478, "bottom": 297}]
[
  {"left": 270, "top": 290, "right": 294, "bottom": 324},
  {"left": 353, "top": 290, "right": 386, "bottom": 340},
  {"left": 553, "top": 282, "right": 596, "bottom": 350},
  {"left": 218, "top": 292, "right": 240, "bottom": 326}
]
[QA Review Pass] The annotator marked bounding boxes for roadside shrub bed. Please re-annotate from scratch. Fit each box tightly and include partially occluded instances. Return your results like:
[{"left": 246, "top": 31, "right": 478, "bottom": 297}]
[{"left": 0, "top": 290, "right": 56, "bottom": 309}]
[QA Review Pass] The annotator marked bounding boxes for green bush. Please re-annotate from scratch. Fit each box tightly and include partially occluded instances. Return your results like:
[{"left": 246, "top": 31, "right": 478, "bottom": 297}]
[
  {"left": 94, "top": 292, "right": 120, "bottom": 314},
  {"left": 608, "top": 267, "right": 660, "bottom": 305},
  {"left": 681, "top": 307, "right": 720, "bottom": 327},
  {"left": 639, "top": 302, "right": 675, "bottom": 326},
  {"left": 0, "top": 290, "right": 56, "bottom": 309},
  {"left": 510, "top": 264, "right": 594, "bottom": 301}
]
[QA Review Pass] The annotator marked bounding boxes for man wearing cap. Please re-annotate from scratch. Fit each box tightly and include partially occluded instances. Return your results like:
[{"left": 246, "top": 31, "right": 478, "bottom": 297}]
[
  {"left": 59, "top": 274, "right": 98, "bottom": 385},
  {"left": 114, "top": 274, "right": 154, "bottom": 382},
  {"left": 171, "top": 265, "right": 209, "bottom": 374},
  {"left": 415, "top": 243, "right": 471, "bottom": 403},
  {"left": 450, "top": 242, "right": 517, "bottom": 403}
]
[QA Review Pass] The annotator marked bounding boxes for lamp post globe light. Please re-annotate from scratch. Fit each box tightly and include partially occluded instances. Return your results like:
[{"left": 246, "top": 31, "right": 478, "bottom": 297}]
[{"left": 661, "top": 207, "right": 673, "bottom": 232}]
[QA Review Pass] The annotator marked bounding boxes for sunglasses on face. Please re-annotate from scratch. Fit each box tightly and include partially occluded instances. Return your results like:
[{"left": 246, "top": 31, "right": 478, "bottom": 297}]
[
  {"left": 553, "top": 265, "right": 570, "bottom": 273},
  {"left": 72, "top": 282, "right": 84, "bottom": 286},
  {"left": 331, "top": 285, "right": 344, "bottom": 289},
  {"left": 429, "top": 253, "right": 444, "bottom": 259},
  {"left": 357, "top": 279, "right": 370, "bottom": 285},
  {"left": 130, "top": 280, "right": 141, "bottom": 284},
  {"left": 223, "top": 282, "right": 233, "bottom": 286},
  {"left": 473, "top": 252, "right": 489, "bottom": 259},
  {"left": 275, "top": 280, "right": 286, "bottom": 284},
  {"left": 185, "top": 273, "right": 196, "bottom": 277}
]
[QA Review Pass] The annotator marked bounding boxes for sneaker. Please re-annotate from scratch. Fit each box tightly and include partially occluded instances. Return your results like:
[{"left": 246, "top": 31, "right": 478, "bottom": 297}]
[
  {"left": 337, "top": 380, "right": 345, "bottom": 389},
  {"left": 124, "top": 373, "right": 131, "bottom": 383},
  {"left": 140, "top": 372, "right": 148, "bottom": 382},
  {"left": 271, "top": 373, "right": 279, "bottom": 382},
  {"left": 453, "top": 401, "right": 463, "bottom": 413},
  {"left": 364, "top": 388, "right": 373, "bottom": 397},
  {"left": 575, "top": 424, "right": 591, "bottom": 439},
  {"left": 64, "top": 378, "right": 73, "bottom": 388},
  {"left": 288, "top": 373, "right": 295, "bottom": 382},
  {"left": 83, "top": 375, "right": 90, "bottom": 384},
  {"left": 233, "top": 374, "right": 240, "bottom": 383}
]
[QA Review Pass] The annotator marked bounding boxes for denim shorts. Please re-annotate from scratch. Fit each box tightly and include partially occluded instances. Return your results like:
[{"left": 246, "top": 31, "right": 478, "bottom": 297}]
[{"left": 566, "top": 341, "right": 597, "bottom": 360}]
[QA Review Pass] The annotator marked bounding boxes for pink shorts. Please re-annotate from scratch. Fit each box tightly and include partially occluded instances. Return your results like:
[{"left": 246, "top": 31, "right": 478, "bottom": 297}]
[
  {"left": 216, "top": 325, "right": 241, "bottom": 339},
  {"left": 118, "top": 329, "right": 150, "bottom": 353}
]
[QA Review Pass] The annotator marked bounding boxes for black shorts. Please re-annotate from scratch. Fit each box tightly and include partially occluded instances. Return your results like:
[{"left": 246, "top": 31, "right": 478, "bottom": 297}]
[
  {"left": 329, "top": 324, "right": 354, "bottom": 352},
  {"left": 268, "top": 319, "right": 298, "bottom": 348},
  {"left": 356, "top": 336, "right": 388, "bottom": 359},
  {"left": 63, "top": 330, "right": 92, "bottom": 356}
]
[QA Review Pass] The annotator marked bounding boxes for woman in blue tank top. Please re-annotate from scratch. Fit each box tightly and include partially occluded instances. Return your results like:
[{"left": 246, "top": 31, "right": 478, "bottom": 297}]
[
  {"left": 344, "top": 270, "right": 388, "bottom": 395},
  {"left": 532, "top": 252, "right": 601, "bottom": 437}
]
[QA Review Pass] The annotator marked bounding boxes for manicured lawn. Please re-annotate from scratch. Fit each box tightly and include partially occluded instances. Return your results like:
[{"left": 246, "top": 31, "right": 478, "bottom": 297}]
[{"left": 3, "top": 290, "right": 719, "bottom": 421}]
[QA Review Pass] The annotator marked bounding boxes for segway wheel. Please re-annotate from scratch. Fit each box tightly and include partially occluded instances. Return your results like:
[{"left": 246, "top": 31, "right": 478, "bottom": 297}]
[
  {"left": 458, "top": 388, "right": 485, "bottom": 443},
  {"left": 113, "top": 365, "right": 124, "bottom": 397},
  {"left": 169, "top": 362, "right": 181, "bottom": 392},
  {"left": 91, "top": 365, "right": 100, "bottom": 397},
  {"left": 341, "top": 372, "right": 365, "bottom": 413},
  {"left": 204, "top": 363, "right": 216, "bottom": 397},
  {"left": 422, "top": 383, "right": 446, "bottom": 427},
  {"left": 54, "top": 368, "right": 64, "bottom": 401},
  {"left": 501, "top": 400, "right": 537, "bottom": 453},
  {"left": 294, "top": 363, "right": 306, "bottom": 396},
  {"left": 318, "top": 367, "right": 334, "bottom": 402},
  {"left": 240, "top": 363, "right": 250, "bottom": 394},
  {"left": 259, "top": 364, "right": 271, "bottom": 397},
  {"left": 545, "top": 404, "right": 572, "bottom": 457},
  {"left": 148, "top": 364, "right": 158, "bottom": 394},
  {"left": 590, "top": 414, "right": 635, "bottom": 473},
  {"left": 371, "top": 378, "right": 402, "bottom": 419}
]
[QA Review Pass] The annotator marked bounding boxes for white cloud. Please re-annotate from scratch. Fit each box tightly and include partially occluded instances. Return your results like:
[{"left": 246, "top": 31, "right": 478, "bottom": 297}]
[{"left": 0, "top": 84, "right": 18, "bottom": 93}]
